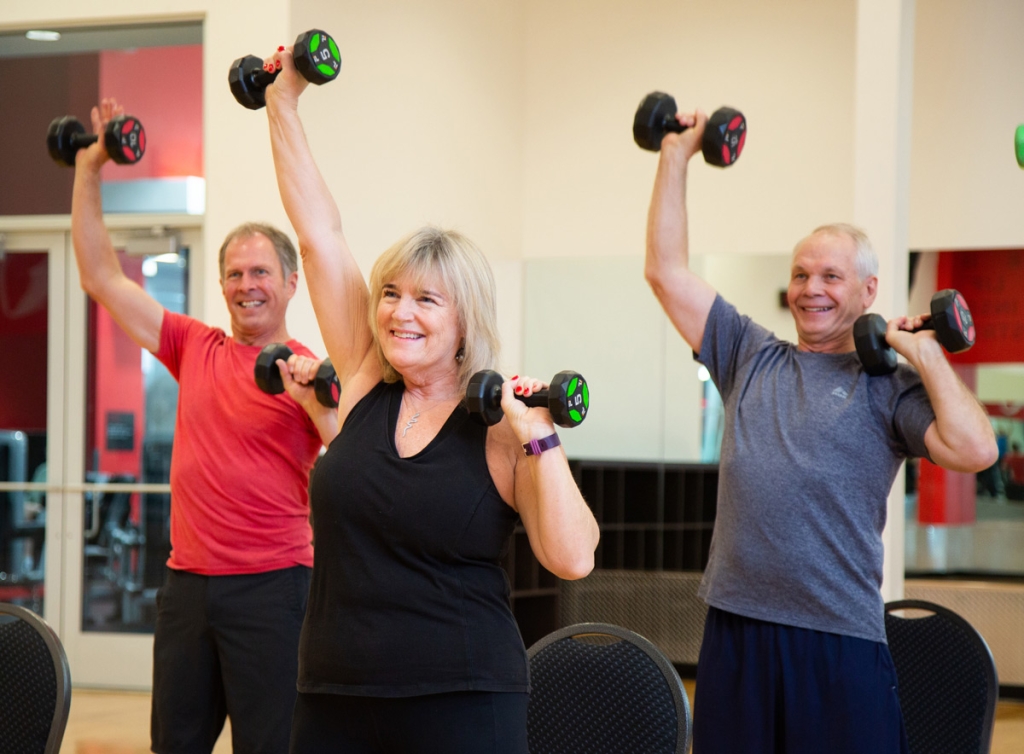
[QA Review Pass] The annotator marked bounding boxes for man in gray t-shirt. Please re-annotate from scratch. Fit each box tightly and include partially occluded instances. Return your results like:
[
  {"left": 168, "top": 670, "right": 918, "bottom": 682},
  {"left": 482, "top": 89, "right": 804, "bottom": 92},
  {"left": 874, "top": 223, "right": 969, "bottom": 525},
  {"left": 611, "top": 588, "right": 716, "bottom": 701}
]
[{"left": 644, "top": 108, "right": 997, "bottom": 754}]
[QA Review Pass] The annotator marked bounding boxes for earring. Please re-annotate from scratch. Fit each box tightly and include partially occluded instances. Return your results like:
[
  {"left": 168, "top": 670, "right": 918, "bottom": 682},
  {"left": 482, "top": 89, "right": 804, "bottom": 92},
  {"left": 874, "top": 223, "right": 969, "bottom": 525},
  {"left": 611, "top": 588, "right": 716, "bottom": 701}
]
[{"left": 455, "top": 338, "right": 466, "bottom": 363}]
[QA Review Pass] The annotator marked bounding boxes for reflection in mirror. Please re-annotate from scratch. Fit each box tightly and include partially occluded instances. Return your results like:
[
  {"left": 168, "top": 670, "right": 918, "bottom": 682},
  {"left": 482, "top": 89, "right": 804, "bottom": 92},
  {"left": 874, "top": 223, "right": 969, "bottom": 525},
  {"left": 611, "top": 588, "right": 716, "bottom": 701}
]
[{"left": 905, "top": 249, "right": 1024, "bottom": 578}]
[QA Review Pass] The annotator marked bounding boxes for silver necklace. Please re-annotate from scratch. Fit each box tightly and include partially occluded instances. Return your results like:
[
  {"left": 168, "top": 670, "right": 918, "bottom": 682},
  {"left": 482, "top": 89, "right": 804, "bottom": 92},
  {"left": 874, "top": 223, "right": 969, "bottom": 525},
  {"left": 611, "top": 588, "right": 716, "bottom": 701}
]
[
  {"left": 402, "top": 412, "right": 420, "bottom": 437},
  {"left": 400, "top": 392, "right": 456, "bottom": 437}
]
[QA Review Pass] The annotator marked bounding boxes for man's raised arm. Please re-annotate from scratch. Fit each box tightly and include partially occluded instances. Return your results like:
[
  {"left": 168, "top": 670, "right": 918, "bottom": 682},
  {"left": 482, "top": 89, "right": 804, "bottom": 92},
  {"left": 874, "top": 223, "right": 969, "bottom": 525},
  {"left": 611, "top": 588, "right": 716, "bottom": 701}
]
[
  {"left": 644, "top": 108, "right": 718, "bottom": 353},
  {"left": 71, "top": 99, "right": 163, "bottom": 353}
]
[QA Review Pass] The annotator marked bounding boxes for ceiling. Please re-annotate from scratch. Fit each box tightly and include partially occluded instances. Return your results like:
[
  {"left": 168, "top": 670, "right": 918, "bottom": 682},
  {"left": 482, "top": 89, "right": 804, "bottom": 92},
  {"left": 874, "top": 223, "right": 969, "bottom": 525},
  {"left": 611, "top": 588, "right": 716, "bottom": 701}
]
[{"left": 0, "top": 21, "right": 201, "bottom": 58}]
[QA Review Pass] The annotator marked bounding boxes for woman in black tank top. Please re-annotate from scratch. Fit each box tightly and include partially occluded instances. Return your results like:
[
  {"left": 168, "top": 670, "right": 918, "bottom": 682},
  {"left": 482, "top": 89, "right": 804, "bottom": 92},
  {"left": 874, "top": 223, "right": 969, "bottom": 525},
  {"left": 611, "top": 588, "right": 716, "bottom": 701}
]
[{"left": 263, "top": 46, "right": 600, "bottom": 754}]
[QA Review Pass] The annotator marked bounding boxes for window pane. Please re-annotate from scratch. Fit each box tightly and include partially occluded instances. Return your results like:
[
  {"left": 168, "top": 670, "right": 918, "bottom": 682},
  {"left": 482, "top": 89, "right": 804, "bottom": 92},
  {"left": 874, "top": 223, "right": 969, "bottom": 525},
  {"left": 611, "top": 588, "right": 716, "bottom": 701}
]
[
  {"left": 0, "top": 251, "right": 48, "bottom": 611},
  {"left": 83, "top": 246, "right": 187, "bottom": 632}
]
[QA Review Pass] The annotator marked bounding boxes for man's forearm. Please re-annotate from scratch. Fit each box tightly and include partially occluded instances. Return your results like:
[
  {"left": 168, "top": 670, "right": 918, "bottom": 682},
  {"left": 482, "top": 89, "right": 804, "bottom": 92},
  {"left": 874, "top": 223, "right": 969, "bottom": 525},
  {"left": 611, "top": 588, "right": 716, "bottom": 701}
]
[{"left": 914, "top": 343, "right": 997, "bottom": 471}]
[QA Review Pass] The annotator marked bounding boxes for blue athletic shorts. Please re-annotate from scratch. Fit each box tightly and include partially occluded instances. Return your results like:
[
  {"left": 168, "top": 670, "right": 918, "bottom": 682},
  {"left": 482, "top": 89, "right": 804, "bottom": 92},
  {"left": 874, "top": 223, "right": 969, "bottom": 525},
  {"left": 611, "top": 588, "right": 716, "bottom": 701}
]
[{"left": 693, "top": 606, "right": 910, "bottom": 754}]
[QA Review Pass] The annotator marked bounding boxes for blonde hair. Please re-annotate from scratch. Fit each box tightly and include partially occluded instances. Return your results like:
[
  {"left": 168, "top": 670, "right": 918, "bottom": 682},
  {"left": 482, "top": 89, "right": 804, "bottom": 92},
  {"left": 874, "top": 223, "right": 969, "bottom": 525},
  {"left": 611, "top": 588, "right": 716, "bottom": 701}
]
[{"left": 367, "top": 226, "right": 501, "bottom": 393}]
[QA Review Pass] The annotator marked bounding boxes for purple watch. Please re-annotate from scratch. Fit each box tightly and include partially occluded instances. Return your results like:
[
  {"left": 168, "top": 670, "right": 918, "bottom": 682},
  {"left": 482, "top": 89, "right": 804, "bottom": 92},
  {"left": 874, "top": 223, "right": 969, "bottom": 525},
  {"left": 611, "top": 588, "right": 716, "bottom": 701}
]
[{"left": 523, "top": 432, "right": 561, "bottom": 457}]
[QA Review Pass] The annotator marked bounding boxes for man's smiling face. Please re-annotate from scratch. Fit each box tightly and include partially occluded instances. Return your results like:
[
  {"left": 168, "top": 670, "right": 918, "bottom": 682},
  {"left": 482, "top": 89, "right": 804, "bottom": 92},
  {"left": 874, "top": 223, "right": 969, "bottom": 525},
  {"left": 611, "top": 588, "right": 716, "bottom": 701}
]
[
  {"left": 787, "top": 230, "right": 877, "bottom": 353},
  {"left": 220, "top": 233, "right": 297, "bottom": 344}
]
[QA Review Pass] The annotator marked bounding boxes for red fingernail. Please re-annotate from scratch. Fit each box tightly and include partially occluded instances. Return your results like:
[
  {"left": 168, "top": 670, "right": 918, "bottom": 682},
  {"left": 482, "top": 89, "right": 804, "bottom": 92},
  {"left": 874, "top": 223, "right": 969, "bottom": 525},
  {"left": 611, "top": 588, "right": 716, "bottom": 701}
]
[
  {"left": 278, "top": 45, "right": 285, "bottom": 52},
  {"left": 515, "top": 386, "right": 522, "bottom": 394},
  {"left": 276, "top": 60, "right": 282, "bottom": 70},
  {"left": 511, "top": 375, "right": 519, "bottom": 380},
  {"left": 525, "top": 388, "right": 532, "bottom": 396}
]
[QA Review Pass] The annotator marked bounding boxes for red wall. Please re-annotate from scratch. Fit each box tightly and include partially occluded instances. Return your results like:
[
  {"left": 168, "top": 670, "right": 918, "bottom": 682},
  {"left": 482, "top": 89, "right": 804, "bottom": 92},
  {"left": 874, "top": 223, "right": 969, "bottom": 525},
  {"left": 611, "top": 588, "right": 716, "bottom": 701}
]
[
  {"left": 99, "top": 45, "right": 204, "bottom": 180},
  {"left": 937, "top": 249, "right": 1024, "bottom": 363},
  {"left": 0, "top": 54, "right": 100, "bottom": 215},
  {"left": 0, "top": 254, "right": 49, "bottom": 431},
  {"left": 86, "top": 255, "right": 145, "bottom": 480}
]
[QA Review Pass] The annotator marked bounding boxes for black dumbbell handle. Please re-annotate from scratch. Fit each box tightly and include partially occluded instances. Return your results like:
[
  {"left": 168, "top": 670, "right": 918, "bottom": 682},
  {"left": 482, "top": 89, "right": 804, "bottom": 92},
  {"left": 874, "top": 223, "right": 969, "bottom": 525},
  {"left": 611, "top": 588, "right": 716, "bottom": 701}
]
[
  {"left": 519, "top": 389, "right": 553, "bottom": 409},
  {"left": 247, "top": 66, "right": 280, "bottom": 91},
  {"left": 660, "top": 117, "right": 688, "bottom": 137},
  {"left": 480, "top": 384, "right": 552, "bottom": 409},
  {"left": 69, "top": 132, "right": 100, "bottom": 150}
]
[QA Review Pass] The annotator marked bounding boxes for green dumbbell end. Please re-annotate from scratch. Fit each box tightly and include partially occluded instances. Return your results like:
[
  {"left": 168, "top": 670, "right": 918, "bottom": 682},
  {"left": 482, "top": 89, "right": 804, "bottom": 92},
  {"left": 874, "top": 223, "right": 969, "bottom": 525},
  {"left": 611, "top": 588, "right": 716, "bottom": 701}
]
[
  {"left": 566, "top": 375, "right": 587, "bottom": 423},
  {"left": 549, "top": 371, "right": 588, "bottom": 428},
  {"left": 295, "top": 29, "right": 341, "bottom": 86},
  {"left": 1016, "top": 124, "right": 1024, "bottom": 168}
]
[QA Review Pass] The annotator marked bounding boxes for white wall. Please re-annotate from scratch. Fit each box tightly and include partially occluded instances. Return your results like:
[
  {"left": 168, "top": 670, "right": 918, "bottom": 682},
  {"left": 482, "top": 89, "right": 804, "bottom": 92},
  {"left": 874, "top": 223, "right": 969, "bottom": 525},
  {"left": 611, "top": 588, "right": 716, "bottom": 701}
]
[
  {"left": 521, "top": 0, "right": 858, "bottom": 261},
  {"left": 284, "top": 0, "right": 528, "bottom": 360},
  {"left": 910, "top": 0, "right": 1024, "bottom": 250},
  {"left": 523, "top": 252, "right": 796, "bottom": 461}
]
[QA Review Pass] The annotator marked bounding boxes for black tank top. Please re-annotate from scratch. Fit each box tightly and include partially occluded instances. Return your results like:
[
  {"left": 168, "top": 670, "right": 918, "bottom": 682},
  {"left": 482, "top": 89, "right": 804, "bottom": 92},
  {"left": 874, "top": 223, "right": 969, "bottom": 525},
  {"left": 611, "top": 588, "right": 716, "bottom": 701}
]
[{"left": 297, "top": 381, "right": 528, "bottom": 697}]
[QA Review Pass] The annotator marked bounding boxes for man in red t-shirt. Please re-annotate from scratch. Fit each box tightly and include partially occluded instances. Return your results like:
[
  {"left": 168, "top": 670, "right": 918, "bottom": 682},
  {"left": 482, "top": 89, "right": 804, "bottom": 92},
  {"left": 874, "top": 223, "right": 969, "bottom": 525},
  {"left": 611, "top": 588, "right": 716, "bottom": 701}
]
[{"left": 71, "top": 99, "right": 337, "bottom": 754}]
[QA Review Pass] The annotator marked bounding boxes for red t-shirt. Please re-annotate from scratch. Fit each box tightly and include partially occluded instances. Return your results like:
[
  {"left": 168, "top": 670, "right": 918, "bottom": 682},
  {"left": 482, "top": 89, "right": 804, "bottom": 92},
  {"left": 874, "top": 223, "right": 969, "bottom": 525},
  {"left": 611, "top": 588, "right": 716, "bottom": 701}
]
[
  {"left": 155, "top": 311, "right": 322, "bottom": 574},
  {"left": 1006, "top": 455, "right": 1024, "bottom": 484}
]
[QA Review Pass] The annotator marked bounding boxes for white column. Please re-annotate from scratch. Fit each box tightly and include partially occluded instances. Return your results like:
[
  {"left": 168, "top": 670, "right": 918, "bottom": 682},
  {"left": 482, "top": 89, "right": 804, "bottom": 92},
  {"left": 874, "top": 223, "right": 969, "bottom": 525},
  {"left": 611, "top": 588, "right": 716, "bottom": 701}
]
[{"left": 853, "top": 0, "right": 916, "bottom": 602}]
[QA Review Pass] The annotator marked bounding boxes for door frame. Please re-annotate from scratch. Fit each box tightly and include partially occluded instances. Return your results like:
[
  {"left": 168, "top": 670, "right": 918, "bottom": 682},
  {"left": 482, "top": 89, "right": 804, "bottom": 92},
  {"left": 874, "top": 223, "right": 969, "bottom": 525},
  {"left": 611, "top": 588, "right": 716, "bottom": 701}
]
[{"left": 0, "top": 214, "right": 202, "bottom": 688}]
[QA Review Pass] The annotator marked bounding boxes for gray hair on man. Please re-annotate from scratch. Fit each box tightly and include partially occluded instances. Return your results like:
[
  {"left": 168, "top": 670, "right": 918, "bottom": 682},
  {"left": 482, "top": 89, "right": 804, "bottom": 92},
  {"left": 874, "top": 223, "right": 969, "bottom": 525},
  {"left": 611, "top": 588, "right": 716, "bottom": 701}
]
[{"left": 794, "top": 223, "right": 878, "bottom": 280}]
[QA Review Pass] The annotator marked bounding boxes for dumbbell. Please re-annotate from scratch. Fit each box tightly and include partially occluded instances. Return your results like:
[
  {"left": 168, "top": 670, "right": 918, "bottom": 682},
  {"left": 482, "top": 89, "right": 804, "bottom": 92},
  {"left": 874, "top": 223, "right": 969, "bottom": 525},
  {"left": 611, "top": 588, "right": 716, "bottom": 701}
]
[
  {"left": 633, "top": 91, "right": 746, "bottom": 167},
  {"left": 854, "top": 289, "right": 976, "bottom": 377},
  {"left": 466, "top": 370, "right": 589, "bottom": 428},
  {"left": 46, "top": 114, "right": 146, "bottom": 167},
  {"left": 254, "top": 343, "right": 340, "bottom": 408},
  {"left": 1015, "top": 124, "right": 1024, "bottom": 168},
  {"left": 229, "top": 29, "right": 342, "bottom": 110}
]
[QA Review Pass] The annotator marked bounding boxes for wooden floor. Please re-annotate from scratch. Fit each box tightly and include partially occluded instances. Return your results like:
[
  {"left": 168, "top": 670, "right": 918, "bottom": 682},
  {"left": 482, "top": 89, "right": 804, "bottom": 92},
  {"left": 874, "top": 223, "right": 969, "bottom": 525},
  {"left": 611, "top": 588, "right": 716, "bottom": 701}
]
[{"left": 62, "top": 684, "right": 1024, "bottom": 753}]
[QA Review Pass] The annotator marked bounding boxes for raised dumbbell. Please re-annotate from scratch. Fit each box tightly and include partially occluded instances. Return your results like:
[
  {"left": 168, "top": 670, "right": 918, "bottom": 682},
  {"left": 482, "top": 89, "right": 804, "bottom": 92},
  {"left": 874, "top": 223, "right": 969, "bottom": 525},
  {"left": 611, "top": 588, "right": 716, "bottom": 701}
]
[
  {"left": 466, "top": 370, "right": 589, "bottom": 428},
  {"left": 1015, "top": 124, "right": 1024, "bottom": 168},
  {"left": 255, "top": 343, "right": 340, "bottom": 408},
  {"left": 46, "top": 114, "right": 146, "bottom": 167},
  {"left": 633, "top": 91, "right": 746, "bottom": 167},
  {"left": 229, "top": 29, "right": 342, "bottom": 110},
  {"left": 854, "top": 289, "right": 976, "bottom": 377}
]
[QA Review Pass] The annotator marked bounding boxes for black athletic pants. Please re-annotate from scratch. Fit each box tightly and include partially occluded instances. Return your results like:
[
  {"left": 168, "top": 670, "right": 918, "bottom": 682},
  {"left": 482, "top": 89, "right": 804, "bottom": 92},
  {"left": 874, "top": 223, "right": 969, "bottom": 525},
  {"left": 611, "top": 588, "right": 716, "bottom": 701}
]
[
  {"left": 151, "top": 566, "right": 311, "bottom": 754},
  {"left": 289, "top": 689, "right": 530, "bottom": 754}
]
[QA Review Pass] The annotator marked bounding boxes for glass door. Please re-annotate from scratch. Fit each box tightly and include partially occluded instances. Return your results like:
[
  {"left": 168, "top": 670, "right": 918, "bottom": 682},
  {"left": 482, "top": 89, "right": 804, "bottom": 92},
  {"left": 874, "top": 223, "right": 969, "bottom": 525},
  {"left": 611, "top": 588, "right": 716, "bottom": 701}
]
[
  {"left": 61, "top": 222, "right": 201, "bottom": 688},
  {"left": 0, "top": 230, "right": 67, "bottom": 631}
]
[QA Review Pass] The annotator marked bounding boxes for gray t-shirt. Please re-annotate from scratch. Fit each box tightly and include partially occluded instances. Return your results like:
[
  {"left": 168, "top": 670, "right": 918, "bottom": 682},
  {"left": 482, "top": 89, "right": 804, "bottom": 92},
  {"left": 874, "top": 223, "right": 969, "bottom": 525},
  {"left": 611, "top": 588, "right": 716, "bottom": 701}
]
[{"left": 697, "top": 295, "right": 935, "bottom": 643}]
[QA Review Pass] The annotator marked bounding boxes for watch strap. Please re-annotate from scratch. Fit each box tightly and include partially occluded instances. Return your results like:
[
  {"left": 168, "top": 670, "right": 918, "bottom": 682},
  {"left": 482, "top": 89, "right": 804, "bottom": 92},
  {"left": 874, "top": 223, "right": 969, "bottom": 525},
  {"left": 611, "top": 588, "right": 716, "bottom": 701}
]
[{"left": 523, "top": 432, "right": 561, "bottom": 457}]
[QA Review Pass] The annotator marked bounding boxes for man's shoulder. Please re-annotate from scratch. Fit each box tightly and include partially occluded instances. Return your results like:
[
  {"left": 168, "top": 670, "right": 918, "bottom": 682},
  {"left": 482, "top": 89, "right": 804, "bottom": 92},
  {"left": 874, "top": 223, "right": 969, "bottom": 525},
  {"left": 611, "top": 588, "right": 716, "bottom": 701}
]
[
  {"left": 159, "top": 313, "right": 231, "bottom": 364},
  {"left": 708, "top": 295, "right": 787, "bottom": 356}
]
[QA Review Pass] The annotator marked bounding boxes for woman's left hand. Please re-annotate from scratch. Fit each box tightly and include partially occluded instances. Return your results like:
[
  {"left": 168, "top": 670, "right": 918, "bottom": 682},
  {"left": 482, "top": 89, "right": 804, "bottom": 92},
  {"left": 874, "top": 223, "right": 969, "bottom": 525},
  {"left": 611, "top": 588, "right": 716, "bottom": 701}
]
[{"left": 500, "top": 374, "right": 557, "bottom": 446}]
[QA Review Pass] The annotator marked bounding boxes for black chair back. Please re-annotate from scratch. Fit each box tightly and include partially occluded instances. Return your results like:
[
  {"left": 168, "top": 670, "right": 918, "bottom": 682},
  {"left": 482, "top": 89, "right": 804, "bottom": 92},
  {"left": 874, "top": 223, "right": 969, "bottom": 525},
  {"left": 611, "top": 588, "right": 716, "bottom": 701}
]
[
  {"left": 0, "top": 603, "right": 72, "bottom": 754},
  {"left": 885, "top": 599, "right": 998, "bottom": 754},
  {"left": 527, "top": 621, "right": 691, "bottom": 754}
]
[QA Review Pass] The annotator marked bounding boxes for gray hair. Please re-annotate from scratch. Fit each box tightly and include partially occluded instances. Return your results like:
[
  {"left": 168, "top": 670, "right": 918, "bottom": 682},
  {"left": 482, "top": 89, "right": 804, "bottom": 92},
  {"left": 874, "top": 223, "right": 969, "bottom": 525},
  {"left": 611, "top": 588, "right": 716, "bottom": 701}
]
[
  {"left": 218, "top": 223, "right": 298, "bottom": 280},
  {"left": 795, "top": 223, "right": 878, "bottom": 280},
  {"left": 368, "top": 226, "right": 501, "bottom": 393}
]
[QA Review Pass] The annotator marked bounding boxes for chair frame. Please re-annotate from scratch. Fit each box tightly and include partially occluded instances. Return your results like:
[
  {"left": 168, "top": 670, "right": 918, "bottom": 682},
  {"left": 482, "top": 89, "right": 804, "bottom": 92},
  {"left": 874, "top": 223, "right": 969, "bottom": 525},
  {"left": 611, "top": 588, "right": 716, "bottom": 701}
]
[
  {"left": 885, "top": 599, "right": 999, "bottom": 754},
  {"left": 528, "top": 621, "right": 692, "bottom": 754},
  {"left": 0, "top": 603, "right": 72, "bottom": 754}
]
